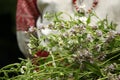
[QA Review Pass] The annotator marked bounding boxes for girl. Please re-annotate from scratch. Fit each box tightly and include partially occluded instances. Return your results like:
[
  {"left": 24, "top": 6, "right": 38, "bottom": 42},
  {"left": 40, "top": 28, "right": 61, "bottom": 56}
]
[{"left": 16, "top": 0, "right": 120, "bottom": 58}]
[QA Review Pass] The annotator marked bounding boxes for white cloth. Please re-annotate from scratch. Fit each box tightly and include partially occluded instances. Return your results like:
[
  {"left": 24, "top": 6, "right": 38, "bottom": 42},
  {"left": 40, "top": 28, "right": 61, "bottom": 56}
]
[{"left": 37, "top": 0, "right": 120, "bottom": 31}]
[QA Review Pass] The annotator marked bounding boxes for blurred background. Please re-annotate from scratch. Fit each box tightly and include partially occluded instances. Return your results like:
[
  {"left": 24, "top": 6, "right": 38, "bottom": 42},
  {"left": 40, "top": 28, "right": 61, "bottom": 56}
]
[{"left": 0, "top": 0, "right": 25, "bottom": 68}]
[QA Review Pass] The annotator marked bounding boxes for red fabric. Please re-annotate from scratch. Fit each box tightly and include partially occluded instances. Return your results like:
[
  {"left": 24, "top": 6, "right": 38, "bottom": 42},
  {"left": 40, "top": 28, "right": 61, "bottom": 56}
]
[
  {"left": 35, "top": 50, "right": 49, "bottom": 57},
  {"left": 72, "top": 0, "right": 76, "bottom": 4},
  {"left": 16, "top": 0, "right": 40, "bottom": 31}
]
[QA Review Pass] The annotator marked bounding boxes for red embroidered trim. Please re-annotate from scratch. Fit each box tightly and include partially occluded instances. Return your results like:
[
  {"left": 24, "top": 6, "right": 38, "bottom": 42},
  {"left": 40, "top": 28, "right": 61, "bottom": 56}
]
[{"left": 16, "top": 0, "right": 40, "bottom": 31}]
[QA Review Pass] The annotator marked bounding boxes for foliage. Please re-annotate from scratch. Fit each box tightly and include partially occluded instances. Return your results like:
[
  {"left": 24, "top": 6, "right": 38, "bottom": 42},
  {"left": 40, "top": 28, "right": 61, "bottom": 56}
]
[{"left": 1, "top": 12, "right": 120, "bottom": 80}]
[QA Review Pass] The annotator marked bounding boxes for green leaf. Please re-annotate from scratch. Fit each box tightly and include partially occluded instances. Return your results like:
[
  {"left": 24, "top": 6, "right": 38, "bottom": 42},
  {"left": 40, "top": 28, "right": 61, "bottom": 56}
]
[
  {"left": 83, "top": 61, "right": 102, "bottom": 76},
  {"left": 86, "top": 15, "right": 91, "bottom": 25}
]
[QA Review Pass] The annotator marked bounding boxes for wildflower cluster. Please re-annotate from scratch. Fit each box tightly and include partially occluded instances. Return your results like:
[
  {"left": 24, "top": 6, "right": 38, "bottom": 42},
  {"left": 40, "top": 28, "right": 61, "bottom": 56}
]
[{"left": 0, "top": 12, "right": 120, "bottom": 80}]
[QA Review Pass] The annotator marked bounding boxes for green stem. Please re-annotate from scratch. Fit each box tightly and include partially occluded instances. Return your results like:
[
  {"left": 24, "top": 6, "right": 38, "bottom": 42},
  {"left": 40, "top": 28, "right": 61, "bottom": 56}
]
[
  {"left": 101, "top": 48, "right": 120, "bottom": 66},
  {"left": 49, "top": 51, "right": 56, "bottom": 68},
  {"left": 97, "top": 76, "right": 108, "bottom": 80}
]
